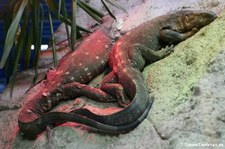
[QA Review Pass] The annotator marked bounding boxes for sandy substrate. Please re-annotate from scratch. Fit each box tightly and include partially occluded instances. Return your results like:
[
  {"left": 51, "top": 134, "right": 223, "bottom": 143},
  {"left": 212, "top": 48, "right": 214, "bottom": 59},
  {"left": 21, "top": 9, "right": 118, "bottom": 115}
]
[{"left": 1, "top": 0, "right": 225, "bottom": 149}]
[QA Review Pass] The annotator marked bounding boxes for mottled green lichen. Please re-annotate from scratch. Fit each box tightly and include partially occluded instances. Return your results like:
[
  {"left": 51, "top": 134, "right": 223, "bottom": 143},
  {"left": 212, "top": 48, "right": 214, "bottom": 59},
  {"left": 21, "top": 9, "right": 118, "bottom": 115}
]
[{"left": 143, "top": 11, "right": 225, "bottom": 122}]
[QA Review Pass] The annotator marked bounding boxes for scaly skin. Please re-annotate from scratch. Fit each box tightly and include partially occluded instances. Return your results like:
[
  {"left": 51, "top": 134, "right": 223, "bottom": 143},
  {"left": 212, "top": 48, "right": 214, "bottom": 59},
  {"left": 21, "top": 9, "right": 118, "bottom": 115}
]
[
  {"left": 68, "top": 10, "right": 217, "bottom": 130},
  {"left": 18, "top": 10, "right": 217, "bottom": 139},
  {"left": 18, "top": 16, "right": 115, "bottom": 139}
]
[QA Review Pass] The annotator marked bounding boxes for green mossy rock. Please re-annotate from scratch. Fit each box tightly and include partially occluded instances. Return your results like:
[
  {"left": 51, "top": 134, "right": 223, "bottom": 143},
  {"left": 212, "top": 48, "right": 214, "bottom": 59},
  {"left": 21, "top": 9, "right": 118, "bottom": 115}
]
[{"left": 143, "top": 11, "right": 225, "bottom": 122}]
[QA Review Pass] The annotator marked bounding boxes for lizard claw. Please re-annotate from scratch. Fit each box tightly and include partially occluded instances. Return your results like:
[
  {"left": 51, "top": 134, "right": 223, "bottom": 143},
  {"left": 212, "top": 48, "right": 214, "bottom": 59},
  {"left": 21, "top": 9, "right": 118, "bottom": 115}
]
[
  {"left": 118, "top": 100, "right": 130, "bottom": 108},
  {"left": 165, "top": 44, "right": 174, "bottom": 52},
  {"left": 160, "top": 44, "right": 174, "bottom": 57},
  {"left": 117, "top": 96, "right": 131, "bottom": 107}
]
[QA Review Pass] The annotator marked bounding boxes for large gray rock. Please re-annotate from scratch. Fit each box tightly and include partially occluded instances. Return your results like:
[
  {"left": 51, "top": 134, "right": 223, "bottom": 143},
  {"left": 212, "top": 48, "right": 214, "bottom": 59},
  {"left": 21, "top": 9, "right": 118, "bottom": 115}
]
[
  {"left": 1, "top": 0, "right": 225, "bottom": 149},
  {"left": 143, "top": 8, "right": 225, "bottom": 149}
]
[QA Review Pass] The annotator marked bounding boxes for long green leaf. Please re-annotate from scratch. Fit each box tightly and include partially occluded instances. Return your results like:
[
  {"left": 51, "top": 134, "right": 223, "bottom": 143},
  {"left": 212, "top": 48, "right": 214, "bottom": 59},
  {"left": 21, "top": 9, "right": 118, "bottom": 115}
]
[
  {"left": 71, "top": 0, "right": 77, "bottom": 51},
  {"left": 78, "top": 0, "right": 104, "bottom": 18},
  {"left": 48, "top": 11, "right": 57, "bottom": 67},
  {"left": 59, "top": 15, "right": 92, "bottom": 33},
  {"left": 10, "top": 6, "right": 30, "bottom": 97},
  {"left": 45, "top": 0, "right": 57, "bottom": 10},
  {"left": 3, "top": 8, "right": 14, "bottom": 83},
  {"left": 34, "top": 2, "right": 44, "bottom": 84},
  {"left": 32, "top": 1, "right": 40, "bottom": 83},
  {"left": 23, "top": 3, "right": 33, "bottom": 69},
  {"left": 61, "top": 0, "right": 71, "bottom": 48},
  {"left": 0, "top": 0, "right": 28, "bottom": 69},
  {"left": 101, "top": 0, "right": 116, "bottom": 19},
  {"left": 58, "top": 0, "right": 62, "bottom": 19},
  {"left": 45, "top": 0, "right": 57, "bottom": 67},
  {"left": 24, "top": 25, "right": 33, "bottom": 69},
  {"left": 103, "top": 0, "right": 127, "bottom": 13},
  {"left": 33, "top": 1, "right": 44, "bottom": 84},
  {"left": 77, "top": 25, "right": 92, "bottom": 33},
  {"left": 39, "top": 4, "right": 44, "bottom": 50},
  {"left": 77, "top": 0, "right": 102, "bottom": 23}
]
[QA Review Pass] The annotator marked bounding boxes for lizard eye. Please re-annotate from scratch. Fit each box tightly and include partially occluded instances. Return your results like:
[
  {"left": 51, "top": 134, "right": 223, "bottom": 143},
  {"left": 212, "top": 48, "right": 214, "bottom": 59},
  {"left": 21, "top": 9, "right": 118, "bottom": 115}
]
[{"left": 161, "top": 26, "right": 171, "bottom": 30}]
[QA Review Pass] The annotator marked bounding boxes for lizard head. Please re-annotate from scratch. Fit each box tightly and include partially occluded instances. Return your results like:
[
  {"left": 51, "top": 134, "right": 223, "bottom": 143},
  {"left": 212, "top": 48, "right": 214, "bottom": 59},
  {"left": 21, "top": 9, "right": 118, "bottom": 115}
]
[{"left": 176, "top": 10, "right": 217, "bottom": 31}]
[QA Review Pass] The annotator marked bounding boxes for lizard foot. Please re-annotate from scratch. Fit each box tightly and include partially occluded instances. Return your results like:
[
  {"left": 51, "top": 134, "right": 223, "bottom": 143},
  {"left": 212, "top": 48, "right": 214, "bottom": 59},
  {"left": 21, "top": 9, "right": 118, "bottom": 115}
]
[
  {"left": 118, "top": 100, "right": 130, "bottom": 108},
  {"left": 103, "top": 84, "right": 131, "bottom": 108},
  {"left": 160, "top": 44, "right": 175, "bottom": 57},
  {"left": 116, "top": 92, "right": 131, "bottom": 108}
]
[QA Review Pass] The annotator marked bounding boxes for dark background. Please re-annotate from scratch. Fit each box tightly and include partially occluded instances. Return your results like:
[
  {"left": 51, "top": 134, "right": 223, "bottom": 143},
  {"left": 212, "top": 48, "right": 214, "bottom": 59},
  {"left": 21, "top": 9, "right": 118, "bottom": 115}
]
[{"left": 0, "top": 1, "right": 72, "bottom": 92}]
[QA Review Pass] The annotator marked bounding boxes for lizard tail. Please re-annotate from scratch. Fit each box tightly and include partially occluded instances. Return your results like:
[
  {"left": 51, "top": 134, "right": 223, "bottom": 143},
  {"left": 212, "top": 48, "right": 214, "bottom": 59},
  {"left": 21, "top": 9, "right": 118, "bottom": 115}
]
[{"left": 18, "top": 99, "right": 151, "bottom": 140}]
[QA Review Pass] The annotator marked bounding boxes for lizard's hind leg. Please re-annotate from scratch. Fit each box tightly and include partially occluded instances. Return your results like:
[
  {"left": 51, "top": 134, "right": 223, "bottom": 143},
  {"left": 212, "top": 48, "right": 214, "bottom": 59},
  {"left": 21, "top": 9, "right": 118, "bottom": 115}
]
[{"left": 100, "top": 72, "right": 131, "bottom": 107}]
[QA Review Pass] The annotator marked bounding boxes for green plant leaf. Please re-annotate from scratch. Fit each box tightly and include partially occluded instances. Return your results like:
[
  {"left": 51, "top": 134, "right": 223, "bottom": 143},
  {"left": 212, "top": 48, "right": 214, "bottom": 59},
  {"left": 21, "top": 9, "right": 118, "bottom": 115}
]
[
  {"left": 2, "top": 8, "right": 14, "bottom": 83},
  {"left": 101, "top": 0, "right": 127, "bottom": 19},
  {"left": 78, "top": 0, "right": 104, "bottom": 18},
  {"left": 10, "top": 6, "right": 30, "bottom": 97},
  {"left": 61, "top": 0, "right": 71, "bottom": 48},
  {"left": 103, "top": 0, "right": 127, "bottom": 13},
  {"left": 45, "top": 0, "right": 57, "bottom": 67},
  {"left": 77, "top": 0, "right": 102, "bottom": 23},
  {"left": 101, "top": 0, "right": 116, "bottom": 19},
  {"left": 71, "top": 0, "right": 77, "bottom": 51},
  {"left": 1, "top": 0, "right": 120, "bottom": 91},
  {"left": 77, "top": 25, "right": 92, "bottom": 33},
  {"left": 48, "top": 11, "right": 57, "bottom": 67},
  {"left": 58, "top": 0, "right": 62, "bottom": 19},
  {"left": 22, "top": 2, "right": 32, "bottom": 69},
  {"left": 32, "top": 1, "right": 44, "bottom": 84},
  {"left": 24, "top": 27, "right": 33, "bottom": 69},
  {"left": 0, "top": 0, "right": 28, "bottom": 69},
  {"left": 45, "top": 0, "right": 57, "bottom": 11}
]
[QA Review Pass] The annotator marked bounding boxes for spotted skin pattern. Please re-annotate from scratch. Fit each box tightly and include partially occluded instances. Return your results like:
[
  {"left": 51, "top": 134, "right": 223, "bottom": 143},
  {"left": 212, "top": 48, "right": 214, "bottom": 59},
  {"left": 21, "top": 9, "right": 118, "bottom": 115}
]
[
  {"left": 18, "top": 10, "right": 217, "bottom": 139},
  {"left": 69, "top": 10, "right": 217, "bottom": 130},
  {"left": 18, "top": 16, "right": 115, "bottom": 139}
]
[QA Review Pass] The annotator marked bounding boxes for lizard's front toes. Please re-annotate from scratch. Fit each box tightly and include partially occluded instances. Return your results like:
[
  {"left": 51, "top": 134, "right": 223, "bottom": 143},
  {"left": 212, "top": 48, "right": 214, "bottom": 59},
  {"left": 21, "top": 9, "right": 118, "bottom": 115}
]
[
  {"left": 165, "top": 44, "right": 174, "bottom": 51},
  {"left": 163, "top": 44, "right": 175, "bottom": 56},
  {"left": 191, "top": 28, "right": 198, "bottom": 34}
]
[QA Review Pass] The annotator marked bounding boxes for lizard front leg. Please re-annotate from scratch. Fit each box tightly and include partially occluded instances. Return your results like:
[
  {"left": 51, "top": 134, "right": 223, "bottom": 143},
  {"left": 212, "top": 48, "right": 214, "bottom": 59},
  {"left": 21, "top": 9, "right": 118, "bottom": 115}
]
[
  {"left": 63, "top": 82, "right": 116, "bottom": 102},
  {"left": 160, "top": 28, "right": 198, "bottom": 44},
  {"left": 132, "top": 43, "right": 174, "bottom": 63}
]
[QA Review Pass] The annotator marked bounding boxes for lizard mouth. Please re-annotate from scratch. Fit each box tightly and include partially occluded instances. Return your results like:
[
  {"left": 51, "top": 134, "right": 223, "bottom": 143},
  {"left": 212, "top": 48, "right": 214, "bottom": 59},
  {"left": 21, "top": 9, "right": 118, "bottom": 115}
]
[
  {"left": 176, "top": 10, "right": 217, "bottom": 32},
  {"left": 190, "top": 11, "right": 218, "bottom": 29},
  {"left": 200, "top": 11, "right": 217, "bottom": 23}
]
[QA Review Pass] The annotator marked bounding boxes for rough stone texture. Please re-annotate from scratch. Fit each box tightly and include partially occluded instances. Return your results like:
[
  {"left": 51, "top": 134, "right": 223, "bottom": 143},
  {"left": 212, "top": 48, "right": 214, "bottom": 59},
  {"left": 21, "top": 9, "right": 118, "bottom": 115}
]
[
  {"left": 143, "top": 10, "right": 225, "bottom": 148},
  {"left": 121, "top": 0, "right": 224, "bottom": 30},
  {"left": 1, "top": 0, "right": 225, "bottom": 149}
]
